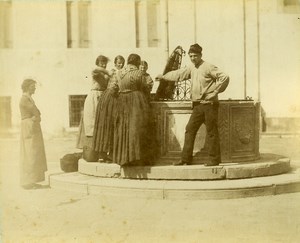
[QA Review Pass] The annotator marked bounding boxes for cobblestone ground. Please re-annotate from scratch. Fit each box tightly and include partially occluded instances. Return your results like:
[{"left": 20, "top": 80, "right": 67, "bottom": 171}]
[{"left": 1, "top": 134, "right": 300, "bottom": 243}]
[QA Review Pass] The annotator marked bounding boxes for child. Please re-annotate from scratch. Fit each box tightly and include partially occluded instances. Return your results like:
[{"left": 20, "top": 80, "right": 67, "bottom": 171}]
[
  {"left": 139, "top": 60, "right": 154, "bottom": 97},
  {"left": 115, "top": 55, "right": 125, "bottom": 70}
]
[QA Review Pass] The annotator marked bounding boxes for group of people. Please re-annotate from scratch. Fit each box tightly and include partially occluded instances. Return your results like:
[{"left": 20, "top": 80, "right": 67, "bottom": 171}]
[
  {"left": 78, "top": 53, "right": 154, "bottom": 167},
  {"left": 19, "top": 43, "right": 229, "bottom": 189}
]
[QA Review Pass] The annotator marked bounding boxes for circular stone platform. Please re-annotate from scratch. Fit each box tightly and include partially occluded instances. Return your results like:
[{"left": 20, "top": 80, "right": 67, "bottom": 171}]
[
  {"left": 48, "top": 154, "right": 300, "bottom": 199},
  {"left": 49, "top": 167, "right": 300, "bottom": 200},
  {"left": 78, "top": 153, "right": 291, "bottom": 180}
]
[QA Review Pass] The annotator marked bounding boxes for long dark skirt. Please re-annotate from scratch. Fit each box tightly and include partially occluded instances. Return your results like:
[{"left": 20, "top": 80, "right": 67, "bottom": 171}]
[
  {"left": 113, "top": 91, "right": 151, "bottom": 166},
  {"left": 76, "top": 116, "right": 85, "bottom": 149},
  {"left": 93, "top": 88, "right": 118, "bottom": 154}
]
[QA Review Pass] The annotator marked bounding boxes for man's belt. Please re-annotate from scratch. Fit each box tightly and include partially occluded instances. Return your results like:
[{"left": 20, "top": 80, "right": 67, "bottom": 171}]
[{"left": 192, "top": 100, "right": 217, "bottom": 105}]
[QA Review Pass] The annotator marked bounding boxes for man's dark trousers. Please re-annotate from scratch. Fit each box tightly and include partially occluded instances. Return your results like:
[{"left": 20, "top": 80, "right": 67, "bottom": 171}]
[{"left": 181, "top": 102, "right": 221, "bottom": 165}]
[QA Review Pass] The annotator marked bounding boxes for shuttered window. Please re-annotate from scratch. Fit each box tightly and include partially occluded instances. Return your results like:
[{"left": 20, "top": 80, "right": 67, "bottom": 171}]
[
  {"left": 69, "top": 95, "right": 87, "bottom": 127},
  {"left": 135, "top": 0, "right": 161, "bottom": 48},
  {"left": 66, "top": 0, "right": 91, "bottom": 48},
  {"left": 0, "top": 1, "right": 13, "bottom": 48}
]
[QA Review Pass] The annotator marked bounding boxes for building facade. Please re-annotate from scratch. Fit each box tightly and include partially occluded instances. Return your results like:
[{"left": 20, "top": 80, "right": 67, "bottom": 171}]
[{"left": 0, "top": 0, "right": 299, "bottom": 135}]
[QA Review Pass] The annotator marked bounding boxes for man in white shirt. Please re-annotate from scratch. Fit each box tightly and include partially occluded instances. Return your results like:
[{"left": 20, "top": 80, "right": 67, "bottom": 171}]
[{"left": 156, "top": 44, "right": 229, "bottom": 166}]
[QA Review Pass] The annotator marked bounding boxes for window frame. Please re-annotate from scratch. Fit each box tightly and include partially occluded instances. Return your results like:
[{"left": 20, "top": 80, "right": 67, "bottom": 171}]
[
  {"left": 135, "top": 0, "right": 162, "bottom": 48},
  {"left": 68, "top": 94, "right": 87, "bottom": 127},
  {"left": 66, "top": 0, "right": 92, "bottom": 48},
  {"left": 0, "top": 0, "right": 13, "bottom": 49}
]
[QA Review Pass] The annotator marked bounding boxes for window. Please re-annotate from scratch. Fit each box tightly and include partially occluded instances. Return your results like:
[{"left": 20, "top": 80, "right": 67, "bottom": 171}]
[
  {"left": 0, "top": 96, "right": 12, "bottom": 129},
  {"left": 278, "top": 0, "right": 300, "bottom": 13},
  {"left": 135, "top": 0, "right": 161, "bottom": 48},
  {"left": 69, "top": 95, "right": 87, "bottom": 127},
  {"left": 66, "top": 0, "right": 91, "bottom": 48},
  {"left": 0, "top": 0, "right": 13, "bottom": 48}
]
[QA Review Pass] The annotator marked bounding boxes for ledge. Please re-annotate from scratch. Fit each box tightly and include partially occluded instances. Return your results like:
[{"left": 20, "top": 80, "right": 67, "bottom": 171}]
[
  {"left": 78, "top": 154, "right": 290, "bottom": 180},
  {"left": 49, "top": 167, "right": 300, "bottom": 200}
]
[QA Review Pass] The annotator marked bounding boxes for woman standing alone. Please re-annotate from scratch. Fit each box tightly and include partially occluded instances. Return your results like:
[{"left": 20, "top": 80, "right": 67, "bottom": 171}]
[{"left": 19, "top": 79, "right": 47, "bottom": 189}]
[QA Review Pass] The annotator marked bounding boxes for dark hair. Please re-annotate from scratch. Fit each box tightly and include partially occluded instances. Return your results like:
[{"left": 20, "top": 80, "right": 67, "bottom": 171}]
[
  {"left": 188, "top": 43, "right": 202, "bottom": 54},
  {"left": 21, "top": 79, "right": 36, "bottom": 92},
  {"left": 114, "top": 55, "right": 125, "bottom": 65},
  {"left": 127, "top": 54, "right": 141, "bottom": 68},
  {"left": 95, "top": 55, "right": 109, "bottom": 66},
  {"left": 140, "top": 60, "right": 148, "bottom": 68}
]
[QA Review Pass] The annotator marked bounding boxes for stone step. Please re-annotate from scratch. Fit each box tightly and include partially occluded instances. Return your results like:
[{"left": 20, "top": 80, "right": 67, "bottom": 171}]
[
  {"left": 49, "top": 166, "right": 300, "bottom": 200},
  {"left": 78, "top": 156, "right": 291, "bottom": 180}
]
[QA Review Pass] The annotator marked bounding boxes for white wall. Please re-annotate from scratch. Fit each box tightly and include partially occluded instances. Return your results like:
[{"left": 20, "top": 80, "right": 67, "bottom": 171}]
[
  {"left": 194, "top": 0, "right": 245, "bottom": 100},
  {"left": 13, "top": 1, "right": 66, "bottom": 49},
  {"left": 1, "top": 0, "right": 299, "bottom": 136},
  {"left": 259, "top": 0, "right": 300, "bottom": 117}
]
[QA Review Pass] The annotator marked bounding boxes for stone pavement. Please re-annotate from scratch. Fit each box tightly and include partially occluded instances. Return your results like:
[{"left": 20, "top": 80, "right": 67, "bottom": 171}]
[{"left": 1, "top": 134, "right": 300, "bottom": 242}]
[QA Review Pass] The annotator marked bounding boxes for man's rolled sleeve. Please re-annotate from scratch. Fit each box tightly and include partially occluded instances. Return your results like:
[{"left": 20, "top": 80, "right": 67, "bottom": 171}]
[{"left": 162, "top": 66, "right": 191, "bottom": 82}]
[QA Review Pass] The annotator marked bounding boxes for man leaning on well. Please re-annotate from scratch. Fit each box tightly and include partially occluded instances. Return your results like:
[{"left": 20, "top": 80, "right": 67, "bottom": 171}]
[{"left": 156, "top": 43, "right": 229, "bottom": 166}]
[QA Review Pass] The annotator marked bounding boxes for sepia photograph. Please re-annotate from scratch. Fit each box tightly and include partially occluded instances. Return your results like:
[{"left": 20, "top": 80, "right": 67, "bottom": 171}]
[{"left": 0, "top": 0, "right": 300, "bottom": 242}]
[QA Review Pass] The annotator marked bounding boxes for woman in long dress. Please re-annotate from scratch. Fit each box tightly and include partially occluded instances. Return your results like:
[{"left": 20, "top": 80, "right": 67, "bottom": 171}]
[
  {"left": 92, "top": 77, "right": 118, "bottom": 161},
  {"left": 92, "top": 55, "right": 124, "bottom": 161},
  {"left": 19, "top": 79, "right": 47, "bottom": 189},
  {"left": 82, "top": 67, "right": 110, "bottom": 161},
  {"left": 76, "top": 55, "right": 110, "bottom": 150},
  {"left": 113, "top": 54, "right": 151, "bottom": 166}
]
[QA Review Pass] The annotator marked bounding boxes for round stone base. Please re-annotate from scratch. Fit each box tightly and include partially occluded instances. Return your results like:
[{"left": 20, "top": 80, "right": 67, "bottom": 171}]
[
  {"left": 49, "top": 167, "right": 300, "bottom": 200},
  {"left": 48, "top": 154, "right": 300, "bottom": 200},
  {"left": 78, "top": 153, "right": 291, "bottom": 180}
]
